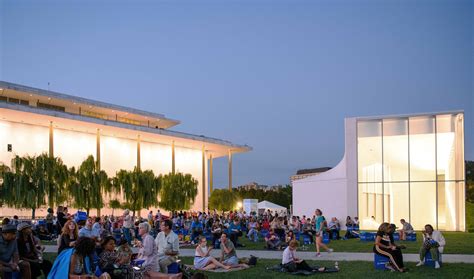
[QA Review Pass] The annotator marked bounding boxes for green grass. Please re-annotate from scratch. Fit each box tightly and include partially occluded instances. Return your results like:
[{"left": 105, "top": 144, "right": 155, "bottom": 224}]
[
  {"left": 224, "top": 231, "right": 474, "bottom": 255},
  {"left": 467, "top": 201, "right": 474, "bottom": 232},
  {"left": 41, "top": 254, "right": 474, "bottom": 279}
]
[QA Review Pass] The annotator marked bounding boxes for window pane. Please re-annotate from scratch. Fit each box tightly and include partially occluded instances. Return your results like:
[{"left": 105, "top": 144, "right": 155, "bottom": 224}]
[
  {"left": 358, "top": 120, "right": 382, "bottom": 182},
  {"left": 436, "top": 114, "right": 465, "bottom": 181},
  {"left": 383, "top": 119, "right": 408, "bottom": 182},
  {"left": 410, "top": 182, "right": 437, "bottom": 230},
  {"left": 409, "top": 116, "right": 436, "bottom": 181},
  {"left": 438, "top": 181, "right": 465, "bottom": 231},
  {"left": 358, "top": 183, "right": 383, "bottom": 230},
  {"left": 384, "top": 183, "right": 409, "bottom": 225}
]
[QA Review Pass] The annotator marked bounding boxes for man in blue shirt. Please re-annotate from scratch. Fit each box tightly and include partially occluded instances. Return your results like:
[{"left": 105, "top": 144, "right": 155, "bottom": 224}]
[
  {"left": 190, "top": 216, "right": 203, "bottom": 244},
  {"left": 79, "top": 217, "right": 100, "bottom": 241},
  {"left": 228, "top": 218, "right": 243, "bottom": 246}
]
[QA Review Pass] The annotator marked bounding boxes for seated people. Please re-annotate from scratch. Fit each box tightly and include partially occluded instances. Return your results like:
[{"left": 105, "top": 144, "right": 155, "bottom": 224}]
[
  {"left": 194, "top": 236, "right": 230, "bottom": 270},
  {"left": 58, "top": 220, "right": 79, "bottom": 254},
  {"left": 155, "top": 220, "right": 180, "bottom": 273},
  {"left": 219, "top": 232, "right": 248, "bottom": 269},
  {"left": 328, "top": 218, "right": 341, "bottom": 240},
  {"left": 416, "top": 224, "right": 445, "bottom": 269},
  {"left": 228, "top": 218, "right": 243, "bottom": 246},
  {"left": 302, "top": 218, "right": 314, "bottom": 244},
  {"left": 48, "top": 237, "right": 110, "bottom": 279},
  {"left": 282, "top": 240, "right": 325, "bottom": 272},
  {"left": 398, "top": 219, "right": 414, "bottom": 241},
  {"left": 79, "top": 217, "right": 100, "bottom": 242},
  {"left": 17, "top": 222, "right": 52, "bottom": 278},
  {"left": 0, "top": 224, "right": 32, "bottom": 279},
  {"left": 285, "top": 231, "right": 296, "bottom": 246},
  {"left": 373, "top": 222, "right": 406, "bottom": 272},
  {"left": 116, "top": 239, "right": 132, "bottom": 266},
  {"left": 265, "top": 228, "right": 282, "bottom": 250},
  {"left": 210, "top": 221, "right": 222, "bottom": 247},
  {"left": 246, "top": 217, "right": 259, "bottom": 243},
  {"left": 191, "top": 217, "right": 203, "bottom": 244},
  {"left": 136, "top": 222, "right": 159, "bottom": 275},
  {"left": 99, "top": 236, "right": 129, "bottom": 279},
  {"left": 37, "top": 225, "right": 52, "bottom": 241}
]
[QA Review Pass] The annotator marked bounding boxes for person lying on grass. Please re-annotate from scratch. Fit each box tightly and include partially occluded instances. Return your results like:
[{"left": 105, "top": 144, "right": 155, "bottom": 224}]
[
  {"left": 282, "top": 240, "right": 326, "bottom": 273},
  {"left": 194, "top": 236, "right": 230, "bottom": 271}
]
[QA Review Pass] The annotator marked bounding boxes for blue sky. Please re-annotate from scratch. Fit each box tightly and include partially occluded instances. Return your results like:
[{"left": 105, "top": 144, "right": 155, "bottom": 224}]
[{"left": 1, "top": 0, "right": 472, "bottom": 188}]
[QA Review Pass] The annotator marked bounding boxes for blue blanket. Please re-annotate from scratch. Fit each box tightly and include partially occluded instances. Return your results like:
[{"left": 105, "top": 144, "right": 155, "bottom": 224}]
[{"left": 47, "top": 249, "right": 92, "bottom": 279}]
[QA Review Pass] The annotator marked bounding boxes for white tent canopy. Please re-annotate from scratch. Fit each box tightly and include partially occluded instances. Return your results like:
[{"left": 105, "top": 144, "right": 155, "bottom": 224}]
[{"left": 258, "top": 200, "right": 287, "bottom": 213}]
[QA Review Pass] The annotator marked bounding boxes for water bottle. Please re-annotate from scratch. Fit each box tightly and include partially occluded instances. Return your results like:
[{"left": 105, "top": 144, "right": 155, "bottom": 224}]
[{"left": 335, "top": 261, "right": 339, "bottom": 270}]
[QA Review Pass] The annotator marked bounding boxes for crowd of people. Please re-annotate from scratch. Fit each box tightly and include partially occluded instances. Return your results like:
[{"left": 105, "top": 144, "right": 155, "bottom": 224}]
[{"left": 0, "top": 206, "right": 447, "bottom": 278}]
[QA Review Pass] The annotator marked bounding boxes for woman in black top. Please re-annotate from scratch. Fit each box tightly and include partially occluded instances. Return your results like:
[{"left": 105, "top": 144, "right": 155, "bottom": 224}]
[
  {"left": 58, "top": 220, "right": 79, "bottom": 254},
  {"left": 373, "top": 222, "right": 406, "bottom": 272}
]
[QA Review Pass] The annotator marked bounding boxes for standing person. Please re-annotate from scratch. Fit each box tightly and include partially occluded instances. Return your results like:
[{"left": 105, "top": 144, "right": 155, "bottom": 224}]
[
  {"left": 122, "top": 210, "right": 133, "bottom": 245},
  {"left": 56, "top": 206, "right": 67, "bottom": 232},
  {"left": 155, "top": 220, "right": 179, "bottom": 273},
  {"left": 194, "top": 236, "right": 230, "bottom": 271},
  {"left": 58, "top": 220, "right": 79, "bottom": 254},
  {"left": 416, "top": 224, "right": 445, "bottom": 269},
  {"left": 373, "top": 223, "right": 406, "bottom": 272},
  {"left": 398, "top": 219, "right": 414, "bottom": 241},
  {"left": 314, "top": 209, "right": 333, "bottom": 257},
  {"left": 46, "top": 208, "right": 54, "bottom": 236},
  {"left": 17, "top": 223, "right": 52, "bottom": 278},
  {"left": 0, "top": 224, "right": 32, "bottom": 279}
]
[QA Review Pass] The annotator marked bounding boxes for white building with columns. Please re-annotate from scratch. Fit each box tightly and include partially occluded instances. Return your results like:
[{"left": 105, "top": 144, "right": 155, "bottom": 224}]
[{"left": 0, "top": 81, "right": 251, "bottom": 217}]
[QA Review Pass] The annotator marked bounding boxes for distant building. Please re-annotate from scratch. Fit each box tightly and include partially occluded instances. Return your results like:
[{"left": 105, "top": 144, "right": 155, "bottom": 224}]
[
  {"left": 237, "top": 182, "right": 268, "bottom": 191},
  {"left": 290, "top": 167, "right": 332, "bottom": 186}
]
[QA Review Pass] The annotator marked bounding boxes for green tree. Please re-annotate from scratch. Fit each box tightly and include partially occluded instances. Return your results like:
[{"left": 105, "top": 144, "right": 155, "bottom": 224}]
[
  {"left": 209, "top": 189, "right": 239, "bottom": 211},
  {"left": 159, "top": 172, "right": 198, "bottom": 211},
  {"left": 109, "top": 199, "right": 122, "bottom": 216},
  {"left": 68, "top": 155, "right": 111, "bottom": 216},
  {"left": 113, "top": 168, "right": 161, "bottom": 217},
  {"left": 3, "top": 155, "right": 46, "bottom": 219}
]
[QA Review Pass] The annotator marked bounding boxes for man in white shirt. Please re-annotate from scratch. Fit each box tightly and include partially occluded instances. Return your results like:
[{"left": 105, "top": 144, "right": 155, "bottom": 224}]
[
  {"left": 154, "top": 219, "right": 179, "bottom": 273},
  {"left": 282, "top": 240, "right": 314, "bottom": 272}
]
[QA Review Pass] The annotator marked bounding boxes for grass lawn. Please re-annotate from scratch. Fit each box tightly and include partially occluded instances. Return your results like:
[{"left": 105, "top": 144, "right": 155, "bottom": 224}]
[
  {"left": 467, "top": 201, "right": 474, "bottom": 232},
  {"left": 228, "top": 231, "right": 474, "bottom": 255},
  {"left": 42, "top": 254, "right": 474, "bottom": 279}
]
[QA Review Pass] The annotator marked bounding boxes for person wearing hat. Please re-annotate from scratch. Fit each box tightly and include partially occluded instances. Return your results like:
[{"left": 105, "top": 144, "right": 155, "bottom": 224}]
[
  {"left": 0, "top": 224, "right": 32, "bottom": 278},
  {"left": 17, "top": 222, "right": 52, "bottom": 278}
]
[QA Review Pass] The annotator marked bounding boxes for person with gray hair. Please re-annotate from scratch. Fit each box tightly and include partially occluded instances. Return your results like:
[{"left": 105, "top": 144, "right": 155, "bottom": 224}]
[{"left": 135, "top": 222, "right": 159, "bottom": 275}]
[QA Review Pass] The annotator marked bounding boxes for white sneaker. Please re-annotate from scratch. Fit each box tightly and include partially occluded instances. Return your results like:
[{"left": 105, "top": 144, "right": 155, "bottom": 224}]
[
  {"left": 435, "top": 261, "right": 440, "bottom": 269},
  {"left": 416, "top": 261, "right": 424, "bottom": 267}
]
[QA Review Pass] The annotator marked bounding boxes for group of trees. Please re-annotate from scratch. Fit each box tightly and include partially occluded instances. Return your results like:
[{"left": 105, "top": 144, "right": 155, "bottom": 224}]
[
  {"left": 466, "top": 160, "right": 473, "bottom": 203},
  {"left": 208, "top": 185, "right": 292, "bottom": 212},
  {"left": 0, "top": 153, "right": 199, "bottom": 218}
]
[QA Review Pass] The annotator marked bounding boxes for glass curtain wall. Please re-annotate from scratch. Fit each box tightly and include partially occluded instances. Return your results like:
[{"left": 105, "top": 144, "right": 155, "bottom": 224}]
[{"left": 357, "top": 113, "right": 465, "bottom": 231}]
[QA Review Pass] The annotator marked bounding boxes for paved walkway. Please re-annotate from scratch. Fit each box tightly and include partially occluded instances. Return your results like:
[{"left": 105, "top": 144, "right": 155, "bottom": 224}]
[{"left": 43, "top": 246, "right": 474, "bottom": 263}]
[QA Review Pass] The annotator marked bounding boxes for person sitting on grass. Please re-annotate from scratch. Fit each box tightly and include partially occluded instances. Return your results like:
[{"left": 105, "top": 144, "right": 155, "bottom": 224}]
[
  {"left": 48, "top": 237, "right": 110, "bottom": 279},
  {"left": 282, "top": 240, "right": 327, "bottom": 273},
  {"left": 247, "top": 217, "right": 259, "bottom": 243},
  {"left": 373, "top": 223, "right": 406, "bottom": 273},
  {"left": 17, "top": 222, "right": 53, "bottom": 278},
  {"left": 194, "top": 236, "right": 230, "bottom": 271},
  {"left": 219, "top": 232, "right": 249, "bottom": 269},
  {"left": 328, "top": 217, "right": 341, "bottom": 240},
  {"left": 228, "top": 218, "right": 243, "bottom": 246},
  {"left": 191, "top": 216, "right": 203, "bottom": 244},
  {"left": 0, "top": 224, "right": 32, "bottom": 279},
  {"left": 416, "top": 224, "right": 445, "bottom": 269},
  {"left": 265, "top": 228, "right": 282, "bottom": 250},
  {"left": 99, "top": 236, "right": 129, "bottom": 279},
  {"left": 398, "top": 219, "right": 414, "bottom": 241}
]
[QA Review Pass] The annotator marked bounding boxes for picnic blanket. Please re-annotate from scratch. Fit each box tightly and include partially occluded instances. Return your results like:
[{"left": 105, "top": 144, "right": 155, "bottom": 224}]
[
  {"left": 184, "top": 264, "right": 250, "bottom": 273},
  {"left": 266, "top": 264, "right": 339, "bottom": 276}
]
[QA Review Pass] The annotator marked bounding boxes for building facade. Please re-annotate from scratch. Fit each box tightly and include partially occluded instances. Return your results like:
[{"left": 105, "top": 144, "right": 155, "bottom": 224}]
[
  {"left": 293, "top": 111, "right": 465, "bottom": 231},
  {"left": 0, "top": 81, "right": 251, "bottom": 217}
]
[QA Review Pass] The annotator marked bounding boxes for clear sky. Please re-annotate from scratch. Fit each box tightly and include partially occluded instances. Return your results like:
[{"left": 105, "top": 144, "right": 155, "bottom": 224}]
[{"left": 1, "top": 0, "right": 472, "bottom": 188}]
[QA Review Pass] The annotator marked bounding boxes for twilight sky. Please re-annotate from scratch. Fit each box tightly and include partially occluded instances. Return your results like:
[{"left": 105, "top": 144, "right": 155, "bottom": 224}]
[{"left": 1, "top": 0, "right": 472, "bottom": 188}]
